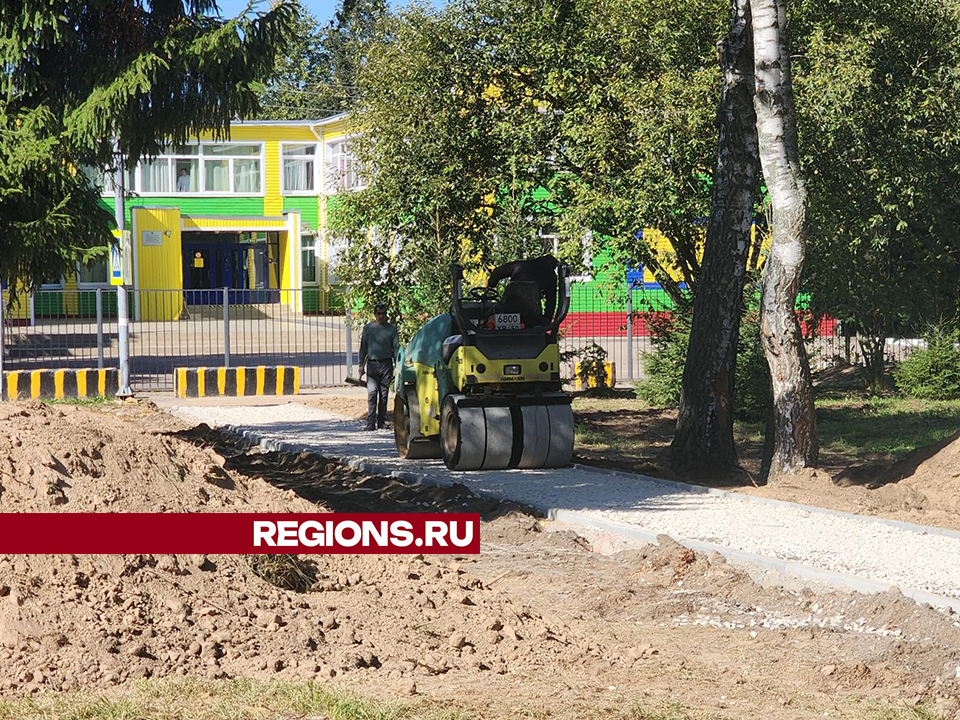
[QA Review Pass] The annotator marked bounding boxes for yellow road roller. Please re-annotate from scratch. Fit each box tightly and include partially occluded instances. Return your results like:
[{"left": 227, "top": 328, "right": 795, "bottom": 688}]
[{"left": 393, "top": 260, "right": 574, "bottom": 470}]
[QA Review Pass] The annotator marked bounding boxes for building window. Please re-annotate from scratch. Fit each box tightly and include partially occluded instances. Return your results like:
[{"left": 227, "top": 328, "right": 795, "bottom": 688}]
[
  {"left": 204, "top": 159, "right": 230, "bottom": 192},
  {"left": 134, "top": 142, "right": 263, "bottom": 195},
  {"left": 77, "top": 255, "right": 109, "bottom": 285},
  {"left": 142, "top": 158, "right": 171, "bottom": 193},
  {"left": 302, "top": 235, "right": 319, "bottom": 285},
  {"left": 85, "top": 142, "right": 264, "bottom": 196},
  {"left": 81, "top": 165, "right": 136, "bottom": 195},
  {"left": 282, "top": 143, "right": 317, "bottom": 193},
  {"left": 325, "top": 139, "right": 364, "bottom": 193},
  {"left": 539, "top": 225, "right": 559, "bottom": 255}
]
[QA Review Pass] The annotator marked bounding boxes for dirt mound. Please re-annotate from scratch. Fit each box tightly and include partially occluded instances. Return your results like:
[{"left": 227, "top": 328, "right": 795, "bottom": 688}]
[
  {"left": 833, "top": 428, "right": 960, "bottom": 516},
  {"left": 0, "top": 402, "right": 316, "bottom": 513},
  {"left": 0, "top": 403, "right": 594, "bottom": 697}
]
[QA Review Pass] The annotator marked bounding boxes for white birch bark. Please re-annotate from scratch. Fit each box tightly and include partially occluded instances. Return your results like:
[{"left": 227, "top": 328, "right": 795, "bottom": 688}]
[{"left": 750, "top": 0, "right": 818, "bottom": 480}]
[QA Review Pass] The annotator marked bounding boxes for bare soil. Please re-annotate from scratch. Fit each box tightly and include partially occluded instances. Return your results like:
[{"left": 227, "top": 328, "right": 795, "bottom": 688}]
[{"left": 1, "top": 400, "right": 959, "bottom": 719}]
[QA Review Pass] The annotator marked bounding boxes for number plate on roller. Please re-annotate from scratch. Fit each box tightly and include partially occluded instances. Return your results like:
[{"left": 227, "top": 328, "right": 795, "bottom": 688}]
[{"left": 494, "top": 313, "right": 521, "bottom": 330}]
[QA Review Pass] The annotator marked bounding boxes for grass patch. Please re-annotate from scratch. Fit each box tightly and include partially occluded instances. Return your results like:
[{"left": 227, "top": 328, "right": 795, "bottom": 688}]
[
  {"left": 572, "top": 392, "right": 960, "bottom": 472},
  {"left": 815, "top": 394, "right": 960, "bottom": 460},
  {"left": 42, "top": 395, "right": 115, "bottom": 407},
  {"left": 247, "top": 554, "right": 317, "bottom": 593},
  {"left": 866, "top": 702, "right": 948, "bottom": 720},
  {"left": 0, "top": 678, "right": 417, "bottom": 720},
  {"left": 627, "top": 701, "right": 729, "bottom": 720}
]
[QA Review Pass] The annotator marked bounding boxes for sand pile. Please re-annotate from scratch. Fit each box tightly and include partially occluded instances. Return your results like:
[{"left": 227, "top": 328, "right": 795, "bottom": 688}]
[
  {"left": 0, "top": 403, "right": 594, "bottom": 696},
  {"left": 0, "top": 401, "right": 316, "bottom": 513},
  {"left": 834, "top": 428, "right": 960, "bottom": 515}
]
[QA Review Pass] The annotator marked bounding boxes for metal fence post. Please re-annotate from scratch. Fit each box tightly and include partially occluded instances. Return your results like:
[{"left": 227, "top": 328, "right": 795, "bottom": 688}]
[
  {"left": 114, "top": 138, "right": 132, "bottom": 396},
  {"left": 96, "top": 288, "right": 104, "bottom": 369},
  {"left": 223, "top": 286, "right": 231, "bottom": 368},
  {"left": 0, "top": 290, "right": 5, "bottom": 379},
  {"left": 345, "top": 306, "right": 354, "bottom": 380},
  {"left": 626, "top": 280, "right": 634, "bottom": 382}
]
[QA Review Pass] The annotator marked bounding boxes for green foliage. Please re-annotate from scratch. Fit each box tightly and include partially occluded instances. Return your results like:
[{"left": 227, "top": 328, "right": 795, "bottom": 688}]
[
  {"left": 257, "top": 0, "right": 387, "bottom": 120},
  {"left": 635, "top": 313, "right": 690, "bottom": 409},
  {"left": 0, "top": 0, "right": 296, "bottom": 289},
  {"left": 894, "top": 322, "right": 960, "bottom": 400},
  {"left": 576, "top": 341, "right": 610, "bottom": 389},
  {"left": 734, "top": 308, "right": 771, "bottom": 421},
  {"left": 330, "top": 0, "right": 739, "bottom": 326},
  {"left": 636, "top": 308, "right": 769, "bottom": 421},
  {"left": 0, "top": 107, "right": 114, "bottom": 290},
  {"left": 554, "top": 0, "right": 733, "bottom": 306},
  {"left": 795, "top": 0, "right": 960, "bottom": 368},
  {"left": 329, "top": 0, "right": 561, "bottom": 331}
]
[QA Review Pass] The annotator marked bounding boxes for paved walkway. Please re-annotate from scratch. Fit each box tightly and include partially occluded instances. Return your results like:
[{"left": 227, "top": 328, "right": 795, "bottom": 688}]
[{"left": 172, "top": 402, "right": 960, "bottom": 610}]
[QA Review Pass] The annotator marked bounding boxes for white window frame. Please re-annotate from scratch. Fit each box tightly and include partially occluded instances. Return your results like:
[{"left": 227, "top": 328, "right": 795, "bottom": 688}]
[
  {"left": 280, "top": 141, "right": 320, "bottom": 195},
  {"left": 324, "top": 136, "right": 366, "bottom": 194},
  {"left": 75, "top": 254, "right": 111, "bottom": 288},
  {"left": 301, "top": 233, "right": 320, "bottom": 286},
  {"left": 39, "top": 277, "right": 65, "bottom": 290},
  {"left": 91, "top": 166, "right": 138, "bottom": 197},
  {"left": 126, "top": 142, "right": 266, "bottom": 197}
]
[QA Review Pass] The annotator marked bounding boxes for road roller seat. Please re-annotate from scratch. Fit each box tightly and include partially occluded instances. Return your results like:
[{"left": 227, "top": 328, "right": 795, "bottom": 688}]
[
  {"left": 441, "top": 334, "right": 462, "bottom": 364},
  {"left": 499, "top": 280, "right": 545, "bottom": 326}
]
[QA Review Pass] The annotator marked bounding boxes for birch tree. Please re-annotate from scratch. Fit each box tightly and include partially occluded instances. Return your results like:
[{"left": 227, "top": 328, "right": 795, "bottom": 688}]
[
  {"left": 750, "top": 0, "right": 817, "bottom": 480},
  {"left": 670, "top": 0, "right": 759, "bottom": 475}
]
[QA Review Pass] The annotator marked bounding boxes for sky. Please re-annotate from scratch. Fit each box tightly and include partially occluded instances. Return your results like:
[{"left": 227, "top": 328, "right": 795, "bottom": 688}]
[{"left": 212, "top": 0, "right": 443, "bottom": 25}]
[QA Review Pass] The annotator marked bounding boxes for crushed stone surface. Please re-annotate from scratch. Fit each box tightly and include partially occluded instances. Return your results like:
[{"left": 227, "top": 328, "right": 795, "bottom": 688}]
[{"left": 172, "top": 403, "right": 960, "bottom": 602}]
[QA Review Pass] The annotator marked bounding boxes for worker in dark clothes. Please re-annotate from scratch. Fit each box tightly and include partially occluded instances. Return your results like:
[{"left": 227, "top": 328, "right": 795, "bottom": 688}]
[
  {"left": 359, "top": 303, "right": 400, "bottom": 431},
  {"left": 486, "top": 254, "right": 559, "bottom": 322}
]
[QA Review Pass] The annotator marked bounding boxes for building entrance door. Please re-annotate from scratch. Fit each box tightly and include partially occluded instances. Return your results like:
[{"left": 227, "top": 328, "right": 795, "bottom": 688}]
[{"left": 182, "top": 233, "right": 277, "bottom": 304}]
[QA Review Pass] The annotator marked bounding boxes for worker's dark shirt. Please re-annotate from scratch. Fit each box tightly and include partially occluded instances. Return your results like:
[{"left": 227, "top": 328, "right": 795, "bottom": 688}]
[
  {"left": 487, "top": 255, "right": 559, "bottom": 321},
  {"left": 360, "top": 321, "right": 399, "bottom": 366}
]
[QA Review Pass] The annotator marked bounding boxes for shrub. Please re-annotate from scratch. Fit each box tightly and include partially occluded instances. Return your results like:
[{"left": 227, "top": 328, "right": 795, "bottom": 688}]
[
  {"left": 634, "top": 309, "right": 770, "bottom": 421},
  {"left": 247, "top": 554, "right": 317, "bottom": 593},
  {"left": 635, "top": 313, "right": 689, "bottom": 409},
  {"left": 894, "top": 322, "right": 960, "bottom": 400},
  {"left": 577, "top": 341, "right": 611, "bottom": 389}
]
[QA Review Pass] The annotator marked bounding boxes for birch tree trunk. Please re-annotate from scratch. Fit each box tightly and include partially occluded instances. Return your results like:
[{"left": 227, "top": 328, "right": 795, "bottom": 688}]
[
  {"left": 670, "top": 0, "right": 759, "bottom": 476},
  {"left": 749, "top": 0, "right": 818, "bottom": 480}
]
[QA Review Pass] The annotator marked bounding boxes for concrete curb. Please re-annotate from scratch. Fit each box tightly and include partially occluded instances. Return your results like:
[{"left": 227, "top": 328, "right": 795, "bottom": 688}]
[
  {"left": 3, "top": 368, "right": 118, "bottom": 400},
  {"left": 212, "top": 420, "right": 960, "bottom": 614},
  {"left": 174, "top": 366, "right": 299, "bottom": 398}
]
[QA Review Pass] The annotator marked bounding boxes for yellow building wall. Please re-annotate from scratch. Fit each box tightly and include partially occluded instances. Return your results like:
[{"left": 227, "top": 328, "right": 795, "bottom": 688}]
[
  {"left": 4, "top": 280, "right": 31, "bottom": 322},
  {"left": 132, "top": 207, "right": 184, "bottom": 321},
  {"left": 278, "top": 212, "right": 301, "bottom": 309},
  {"left": 63, "top": 272, "right": 80, "bottom": 315},
  {"left": 182, "top": 216, "right": 287, "bottom": 232},
  {"left": 265, "top": 141, "right": 282, "bottom": 216}
]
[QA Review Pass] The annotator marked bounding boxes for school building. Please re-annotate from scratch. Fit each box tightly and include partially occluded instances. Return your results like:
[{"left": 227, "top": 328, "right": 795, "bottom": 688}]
[{"left": 7, "top": 113, "right": 356, "bottom": 323}]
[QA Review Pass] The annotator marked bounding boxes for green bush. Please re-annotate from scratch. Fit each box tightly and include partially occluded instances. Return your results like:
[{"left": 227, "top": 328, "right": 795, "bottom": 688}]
[
  {"left": 577, "top": 341, "right": 611, "bottom": 388},
  {"left": 635, "top": 309, "right": 770, "bottom": 421},
  {"left": 894, "top": 323, "right": 960, "bottom": 400},
  {"left": 635, "top": 313, "right": 689, "bottom": 409}
]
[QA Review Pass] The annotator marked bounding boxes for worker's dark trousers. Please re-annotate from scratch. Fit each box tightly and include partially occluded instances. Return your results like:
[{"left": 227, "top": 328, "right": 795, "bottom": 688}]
[{"left": 365, "top": 359, "right": 393, "bottom": 430}]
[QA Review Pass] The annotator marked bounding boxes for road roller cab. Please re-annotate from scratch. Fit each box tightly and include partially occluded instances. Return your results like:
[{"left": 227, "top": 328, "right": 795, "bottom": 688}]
[{"left": 394, "top": 259, "right": 575, "bottom": 471}]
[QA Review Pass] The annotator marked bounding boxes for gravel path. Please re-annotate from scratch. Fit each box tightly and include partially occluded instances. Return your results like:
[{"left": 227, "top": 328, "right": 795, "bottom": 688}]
[{"left": 173, "top": 402, "right": 960, "bottom": 606}]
